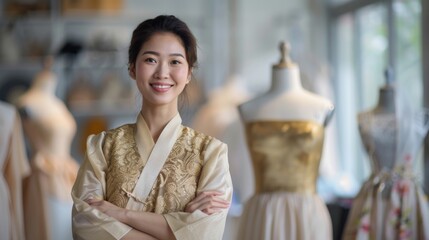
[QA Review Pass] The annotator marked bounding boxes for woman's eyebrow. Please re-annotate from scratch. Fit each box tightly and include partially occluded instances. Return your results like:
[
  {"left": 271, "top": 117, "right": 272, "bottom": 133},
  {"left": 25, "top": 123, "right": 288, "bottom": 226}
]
[
  {"left": 170, "top": 53, "right": 185, "bottom": 58},
  {"left": 141, "top": 51, "right": 159, "bottom": 56},
  {"left": 141, "top": 51, "right": 185, "bottom": 58}
]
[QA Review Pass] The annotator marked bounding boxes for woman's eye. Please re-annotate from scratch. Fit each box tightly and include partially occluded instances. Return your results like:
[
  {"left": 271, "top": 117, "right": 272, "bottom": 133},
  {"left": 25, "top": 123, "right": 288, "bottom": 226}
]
[
  {"left": 171, "top": 60, "right": 181, "bottom": 65},
  {"left": 145, "top": 58, "right": 156, "bottom": 63}
]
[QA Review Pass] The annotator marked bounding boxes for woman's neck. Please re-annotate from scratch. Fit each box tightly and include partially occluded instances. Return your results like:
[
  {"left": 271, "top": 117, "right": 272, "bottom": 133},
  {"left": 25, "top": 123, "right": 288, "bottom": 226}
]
[
  {"left": 269, "top": 66, "right": 302, "bottom": 92},
  {"left": 140, "top": 105, "right": 178, "bottom": 142},
  {"left": 373, "top": 86, "right": 395, "bottom": 114}
]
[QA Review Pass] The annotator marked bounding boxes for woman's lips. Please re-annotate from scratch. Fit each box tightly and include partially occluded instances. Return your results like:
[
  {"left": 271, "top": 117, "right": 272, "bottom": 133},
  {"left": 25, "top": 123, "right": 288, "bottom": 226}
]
[{"left": 150, "top": 83, "right": 173, "bottom": 93}]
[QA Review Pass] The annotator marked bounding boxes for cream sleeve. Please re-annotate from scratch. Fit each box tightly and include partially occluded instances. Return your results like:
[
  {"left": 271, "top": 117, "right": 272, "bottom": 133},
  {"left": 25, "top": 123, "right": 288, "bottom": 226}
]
[
  {"left": 163, "top": 139, "right": 233, "bottom": 240},
  {"left": 71, "top": 133, "right": 132, "bottom": 240}
]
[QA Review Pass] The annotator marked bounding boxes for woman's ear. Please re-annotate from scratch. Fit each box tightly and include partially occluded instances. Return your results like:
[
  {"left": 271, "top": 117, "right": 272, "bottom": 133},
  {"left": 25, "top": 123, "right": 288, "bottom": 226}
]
[
  {"left": 186, "top": 70, "right": 192, "bottom": 84},
  {"left": 129, "top": 64, "right": 136, "bottom": 80}
]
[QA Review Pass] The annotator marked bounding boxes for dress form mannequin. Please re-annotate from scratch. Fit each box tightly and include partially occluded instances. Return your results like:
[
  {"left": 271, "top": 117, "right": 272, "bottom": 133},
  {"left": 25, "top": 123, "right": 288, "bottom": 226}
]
[
  {"left": 237, "top": 42, "right": 334, "bottom": 240},
  {"left": 192, "top": 75, "right": 251, "bottom": 137},
  {"left": 192, "top": 75, "right": 254, "bottom": 202},
  {"left": 192, "top": 75, "right": 254, "bottom": 240},
  {"left": 368, "top": 84, "right": 395, "bottom": 114},
  {"left": 17, "top": 57, "right": 78, "bottom": 240},
  {"left": 343, "top": 69, "right": 429, "bottom": 239},
  {"left": 239, "top": 42, "right": 334, "bottom": 125},
  {"left": 358, "top": 69, "right": 397, "bottom": 172}
]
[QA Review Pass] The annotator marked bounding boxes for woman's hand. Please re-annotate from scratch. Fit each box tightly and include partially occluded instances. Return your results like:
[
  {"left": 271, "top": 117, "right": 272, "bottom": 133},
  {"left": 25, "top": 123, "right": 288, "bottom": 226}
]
[
  {"left": 86, "top": 199, "right": 171, "bottom": 240},
  {"left": 185, "top": 191, "right": 230, "bottom": 215},
  {"left": 85, "top": 198, "right": 126, "bottom": 222}
]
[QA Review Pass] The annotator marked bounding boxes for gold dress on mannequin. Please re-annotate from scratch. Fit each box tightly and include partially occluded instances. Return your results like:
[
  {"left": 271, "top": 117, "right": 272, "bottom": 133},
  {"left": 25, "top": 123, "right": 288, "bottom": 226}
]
[{"left": 238, "top": 120, "right": 332, "bottom": 240}]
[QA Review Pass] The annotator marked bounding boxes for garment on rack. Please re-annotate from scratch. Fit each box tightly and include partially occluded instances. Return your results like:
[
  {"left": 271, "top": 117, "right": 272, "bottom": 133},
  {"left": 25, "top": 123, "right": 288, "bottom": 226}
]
[{"left": 0, "top": 101, "right": 30, "bottom": 240}]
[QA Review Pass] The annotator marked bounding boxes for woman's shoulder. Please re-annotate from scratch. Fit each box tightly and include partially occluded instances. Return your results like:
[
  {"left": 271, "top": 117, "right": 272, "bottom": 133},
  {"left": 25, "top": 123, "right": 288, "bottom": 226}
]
[
  {"left": 104, "top": 123, "right": 135, "bottom": 136},
  {"left": 181, "top": 125, "right": 227, "bottom": 151},
  {"left": 87, "top": 123, "right": 136, "bottom": 145},
  {"left": 85, "top": 123, "right": 136, "bottom": 157}
]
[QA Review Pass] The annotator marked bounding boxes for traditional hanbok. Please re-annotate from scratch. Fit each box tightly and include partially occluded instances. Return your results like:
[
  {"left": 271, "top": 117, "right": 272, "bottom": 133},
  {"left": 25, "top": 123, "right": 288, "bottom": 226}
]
[
  {"left": 0, "top": 102, "right": 30, "bottom": 240},
  {"left": 237, "top": 121, "right": 332, "bottom": 240},
  {"left": 343, "top": 109, "right": 429, "bottom": 240},
  {"left": 72, "top": 113, "right": 233, "bottom": 240}
]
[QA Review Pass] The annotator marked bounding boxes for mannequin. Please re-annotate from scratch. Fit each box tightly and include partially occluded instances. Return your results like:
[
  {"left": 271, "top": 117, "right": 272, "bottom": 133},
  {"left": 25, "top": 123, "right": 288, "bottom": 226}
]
[
  {"left": 239, "top": 42, "right": 333, "bottom": 124},
  {"left": 343, "top": 69, "right": 429, "bottom": 239},
  {"left": 17, "top": 57, "right": 78, "bottom": 240},
  {"left": 192, "top": 75, "right": 254, "bottom": 202},
  {"left": 192, "top": 75, "right": 254, "bottom": 240},
  {"left": 367, "top": 83, "right": 396, "bottom": 114},
  {"left": 237, "top": 42, "right": 334, "bottom": 240},
  {"left": 0, "top": 101, "right": 30, "bottom": 240},
  {"left": 192, "top": 74, "right": 251, "bottom": 137},
  {"left": 358, "top": 69, "right": 397, "bottom": 172}
]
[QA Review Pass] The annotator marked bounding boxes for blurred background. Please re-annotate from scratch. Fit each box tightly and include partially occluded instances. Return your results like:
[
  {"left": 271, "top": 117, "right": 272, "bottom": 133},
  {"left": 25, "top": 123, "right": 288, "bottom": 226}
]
[{"left": 0, "top": 0, "right": 427, "bottom": 239}]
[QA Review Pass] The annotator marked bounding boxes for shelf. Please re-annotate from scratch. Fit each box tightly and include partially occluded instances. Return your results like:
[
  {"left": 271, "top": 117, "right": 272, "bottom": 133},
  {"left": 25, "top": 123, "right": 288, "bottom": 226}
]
[
  {"left": 69, "top": 100, "right": 138, "bottom": 118},
  {"left": 1, "top": 11, "right": 146, "bottom": 25}
]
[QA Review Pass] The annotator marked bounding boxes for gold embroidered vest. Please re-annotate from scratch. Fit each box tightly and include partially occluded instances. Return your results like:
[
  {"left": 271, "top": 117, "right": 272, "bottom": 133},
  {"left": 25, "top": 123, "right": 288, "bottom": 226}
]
[
  {"left": 245, "top": 121, "right": 325, "bottom": 194},
  {"left": 102, "top": 124, "right": 213, "bottom": 213}
]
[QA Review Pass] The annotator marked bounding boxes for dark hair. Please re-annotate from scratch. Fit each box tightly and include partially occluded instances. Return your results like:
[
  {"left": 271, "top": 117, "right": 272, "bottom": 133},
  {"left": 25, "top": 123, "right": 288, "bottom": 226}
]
[{"left": 128, "top": 15, "right": 197, "bottom": 71}]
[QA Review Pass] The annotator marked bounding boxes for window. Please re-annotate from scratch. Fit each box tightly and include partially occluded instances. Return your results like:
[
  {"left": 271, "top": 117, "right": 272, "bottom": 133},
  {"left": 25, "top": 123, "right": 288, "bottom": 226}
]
[{"left": 328, "top": 0, "right": 424, "bottom": 196}]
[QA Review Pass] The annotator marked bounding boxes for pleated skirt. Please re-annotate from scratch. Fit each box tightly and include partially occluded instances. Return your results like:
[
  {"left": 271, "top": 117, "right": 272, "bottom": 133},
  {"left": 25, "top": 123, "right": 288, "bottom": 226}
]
[{"left": 237, "top": 192, "right": 332, "bottom": 240}]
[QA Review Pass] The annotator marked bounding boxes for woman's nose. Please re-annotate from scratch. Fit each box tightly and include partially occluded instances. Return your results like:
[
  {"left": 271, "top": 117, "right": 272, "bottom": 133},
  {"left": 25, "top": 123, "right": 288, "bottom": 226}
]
[{"left": 155, "top": 63, "right": 169, "bottom": 79}]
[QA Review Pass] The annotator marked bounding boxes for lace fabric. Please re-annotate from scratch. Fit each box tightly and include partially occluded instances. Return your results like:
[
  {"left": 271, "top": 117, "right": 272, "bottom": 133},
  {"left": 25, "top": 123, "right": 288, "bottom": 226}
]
[
  {"left": 358, "top": 113, "right": 397, "bottom": 172},
  {"left": 358, "top": 109, "right": 429, "bottom": 176}
]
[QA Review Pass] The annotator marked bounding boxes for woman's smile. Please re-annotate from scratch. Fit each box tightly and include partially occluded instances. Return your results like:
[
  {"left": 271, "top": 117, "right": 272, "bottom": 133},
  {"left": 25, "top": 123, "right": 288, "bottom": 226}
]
[{"left": 150, "top": 82, "right": 174, "bottom": 93}]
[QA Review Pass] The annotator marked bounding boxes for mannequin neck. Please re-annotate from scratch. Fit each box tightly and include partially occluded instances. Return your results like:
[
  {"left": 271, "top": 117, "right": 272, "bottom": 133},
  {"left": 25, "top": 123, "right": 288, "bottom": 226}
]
[
  {"left": 373, "top": 86, "right": 395, "bottom": 114},
  {"left": 269, "top": 66, "right": 302, "bottom": 92},
  {"left": 32, "top": 72, "right": 57, "bottom": 95}
]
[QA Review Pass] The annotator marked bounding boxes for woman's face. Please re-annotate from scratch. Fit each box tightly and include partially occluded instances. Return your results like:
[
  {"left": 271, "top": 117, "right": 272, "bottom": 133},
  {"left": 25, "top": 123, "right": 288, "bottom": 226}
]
[{"left": 131, "top": 32, "right": 190, "bottom": 109}]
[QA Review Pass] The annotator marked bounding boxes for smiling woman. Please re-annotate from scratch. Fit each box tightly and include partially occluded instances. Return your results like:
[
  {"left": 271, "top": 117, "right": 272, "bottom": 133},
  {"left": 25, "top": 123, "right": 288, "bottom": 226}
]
[
  {"left": 71, "top": 15, "right": 233, "bottom": 240},
  {"left": 130, "top": 32, "right": 190, "bottom": 117}
]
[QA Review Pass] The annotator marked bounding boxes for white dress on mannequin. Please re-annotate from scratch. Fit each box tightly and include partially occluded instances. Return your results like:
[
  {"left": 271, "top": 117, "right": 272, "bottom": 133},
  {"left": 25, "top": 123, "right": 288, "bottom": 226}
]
[
  {"left": 0, "top": 101, "right": 30, "bottom": 240},
  {"left": 17, "top": 58, "right": 78, "bottom": 240},
  {"left": 343, "top": 75, "right": 429, "bottom": 239},
  {"left": 237, "top": 42, "right": 334, "bottom": 240}
]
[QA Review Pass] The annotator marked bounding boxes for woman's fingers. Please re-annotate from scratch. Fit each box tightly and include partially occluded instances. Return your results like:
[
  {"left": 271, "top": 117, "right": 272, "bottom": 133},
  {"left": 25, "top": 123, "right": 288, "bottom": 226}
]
[
  {"left": 190, "top": 191, "right": 223, "bottom": 203},
  {"left": 202, "top": 207, "right": 227, "bottom": 215},
  {"left": 185, "top": 192, "right": 216, "bottom": 210},
  {"left": 192, "top": 197, "right": 229, "bottom": 209},
  {"left": 185, "top": 192, "right": 230, "bottom": 213},
  {"left": 84, "top": 199, "right": 118, "bottom": 217},
  {"left": 192, "top": 199, "right": 229, "bottom": 211},
  {"left": 85, "top": 198, "right": 103, "bottom": 205}
]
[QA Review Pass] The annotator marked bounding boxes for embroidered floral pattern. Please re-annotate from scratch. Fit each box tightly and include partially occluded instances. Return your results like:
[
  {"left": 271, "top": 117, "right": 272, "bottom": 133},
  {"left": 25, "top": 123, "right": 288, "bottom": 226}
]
[
  {"left": 102, "top": 124, "right": 212, "bottom": 213},
  {"left": 143, "top": 127, "right": 212, "bottom": 213},
  {"left": 343, "top": 111, "right": 429, "bottom": 240},
  {"left": 103, "top": 124, "right": 144, "bottom": 208}
]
